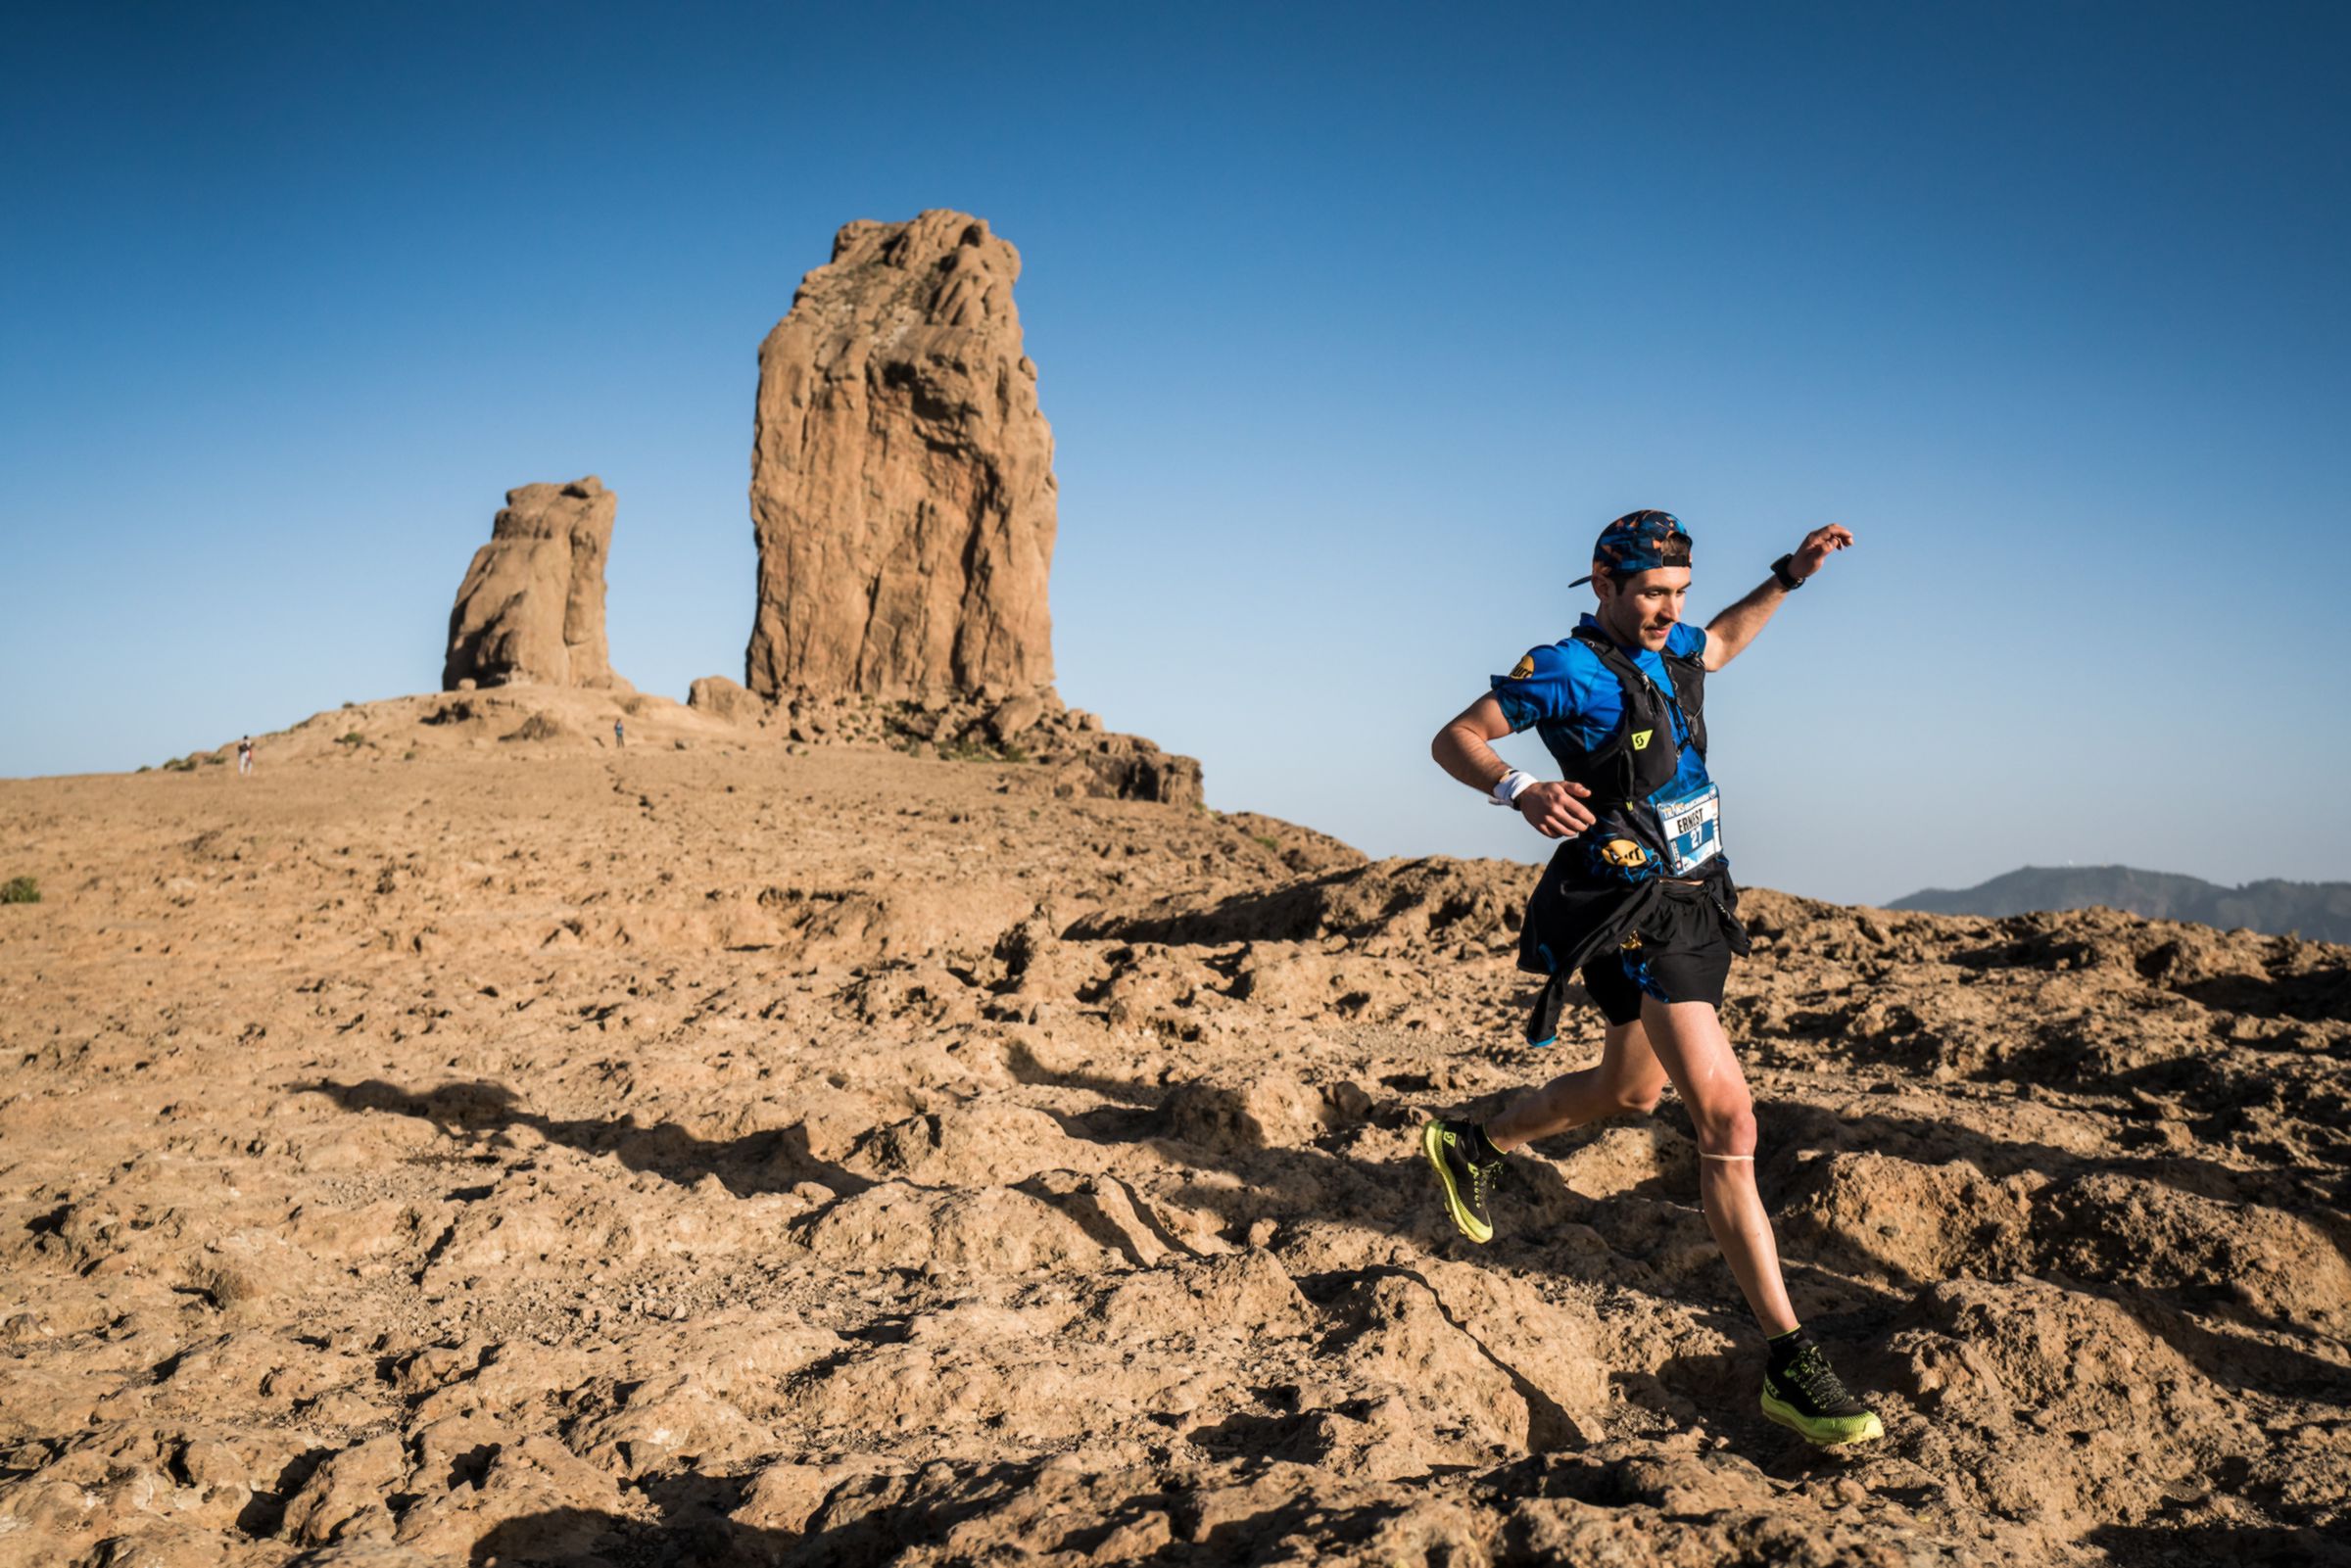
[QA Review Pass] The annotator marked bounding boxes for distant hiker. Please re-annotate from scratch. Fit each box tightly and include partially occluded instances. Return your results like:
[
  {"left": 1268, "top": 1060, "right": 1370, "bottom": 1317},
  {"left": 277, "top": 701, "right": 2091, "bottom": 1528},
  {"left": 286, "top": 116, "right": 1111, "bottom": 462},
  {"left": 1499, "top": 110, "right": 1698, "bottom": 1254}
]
[
  {"left": 237, "top": 736, "right": 254, "bottom": 777},
  {"left": 1421, "top": 509, "right": 1881, "bottom": 1448},
  {"left": 613, "top": 719, "right": 626, "bottom": 748}
]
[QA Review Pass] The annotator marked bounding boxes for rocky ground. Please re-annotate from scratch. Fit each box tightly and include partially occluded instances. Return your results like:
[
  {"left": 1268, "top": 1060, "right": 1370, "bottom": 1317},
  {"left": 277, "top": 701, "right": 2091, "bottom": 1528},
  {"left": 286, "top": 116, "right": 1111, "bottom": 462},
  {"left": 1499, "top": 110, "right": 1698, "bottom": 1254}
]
[{"left": 2, "top": 689, "right": 2346, "bottom": 1567}]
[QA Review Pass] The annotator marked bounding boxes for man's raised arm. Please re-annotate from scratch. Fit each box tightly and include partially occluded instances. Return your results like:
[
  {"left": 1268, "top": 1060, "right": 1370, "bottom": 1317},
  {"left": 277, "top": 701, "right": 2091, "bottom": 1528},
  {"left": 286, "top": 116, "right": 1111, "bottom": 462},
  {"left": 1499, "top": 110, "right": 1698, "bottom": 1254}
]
[{"left": 1702, "top": 524, "right": 1855, "bottom": 671}]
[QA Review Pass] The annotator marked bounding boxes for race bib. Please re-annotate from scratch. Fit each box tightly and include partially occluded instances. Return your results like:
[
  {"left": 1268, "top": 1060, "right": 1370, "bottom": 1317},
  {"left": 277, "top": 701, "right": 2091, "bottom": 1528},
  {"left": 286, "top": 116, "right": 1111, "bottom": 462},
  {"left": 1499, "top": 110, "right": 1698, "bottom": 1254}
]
[{"left": 1657, "top": 784, "right": 1723, "bottom": 875}]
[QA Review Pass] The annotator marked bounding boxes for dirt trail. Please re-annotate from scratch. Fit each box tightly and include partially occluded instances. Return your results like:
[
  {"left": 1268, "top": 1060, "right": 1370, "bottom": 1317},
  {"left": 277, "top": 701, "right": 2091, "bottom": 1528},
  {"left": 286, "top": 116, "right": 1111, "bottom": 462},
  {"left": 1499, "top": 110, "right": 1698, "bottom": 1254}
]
[{"left": 2, "top": 698, "right": 2346, "bottom": 1566}]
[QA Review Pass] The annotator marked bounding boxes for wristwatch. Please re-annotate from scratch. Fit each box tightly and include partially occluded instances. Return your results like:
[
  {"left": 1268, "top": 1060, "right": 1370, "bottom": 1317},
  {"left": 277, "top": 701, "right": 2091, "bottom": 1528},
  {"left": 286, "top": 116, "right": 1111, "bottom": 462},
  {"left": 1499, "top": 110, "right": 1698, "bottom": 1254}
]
[{"left": 1770, "top": 552, "right": 1804, "bottom": 592}]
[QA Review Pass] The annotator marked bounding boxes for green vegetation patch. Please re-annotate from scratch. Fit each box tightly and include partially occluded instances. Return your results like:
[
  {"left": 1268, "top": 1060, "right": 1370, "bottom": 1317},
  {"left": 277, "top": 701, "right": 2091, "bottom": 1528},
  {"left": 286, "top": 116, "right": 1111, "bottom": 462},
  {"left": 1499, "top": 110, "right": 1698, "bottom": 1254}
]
[
  {"left": 935, "top": 737, "right": 1032, "bottom": 764},
  {"left": 1, "top": 877, "right": 39, "bottom": 905},
  {"left": 935, "top": 739, "right": 988, "bottom": 762}
]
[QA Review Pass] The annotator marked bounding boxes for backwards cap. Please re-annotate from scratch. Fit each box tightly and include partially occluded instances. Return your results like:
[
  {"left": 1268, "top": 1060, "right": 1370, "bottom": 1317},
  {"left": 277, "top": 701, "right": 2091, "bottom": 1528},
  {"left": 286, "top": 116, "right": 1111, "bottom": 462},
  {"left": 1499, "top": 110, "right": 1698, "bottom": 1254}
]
[{"left": 1569, "top": 509, "right": 1693, "bottom": 587}]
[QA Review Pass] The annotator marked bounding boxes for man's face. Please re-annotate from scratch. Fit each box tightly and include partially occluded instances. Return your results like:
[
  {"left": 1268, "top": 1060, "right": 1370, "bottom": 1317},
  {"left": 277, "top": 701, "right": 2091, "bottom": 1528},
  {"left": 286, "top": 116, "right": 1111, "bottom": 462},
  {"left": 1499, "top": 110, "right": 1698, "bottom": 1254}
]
[{"left": 1595, "top": 565, "right": 1690, "bottom": 650}]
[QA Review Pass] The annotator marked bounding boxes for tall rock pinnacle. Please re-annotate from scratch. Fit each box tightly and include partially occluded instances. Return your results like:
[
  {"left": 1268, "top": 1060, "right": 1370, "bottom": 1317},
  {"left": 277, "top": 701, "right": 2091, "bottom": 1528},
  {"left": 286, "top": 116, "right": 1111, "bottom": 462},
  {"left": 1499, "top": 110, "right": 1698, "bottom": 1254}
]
[
  {"left": 443, "top": 477, "right": 621, "bottom": 690},
  {"left": 745, "top": 211, "right": 1057, "bottom": 698}
]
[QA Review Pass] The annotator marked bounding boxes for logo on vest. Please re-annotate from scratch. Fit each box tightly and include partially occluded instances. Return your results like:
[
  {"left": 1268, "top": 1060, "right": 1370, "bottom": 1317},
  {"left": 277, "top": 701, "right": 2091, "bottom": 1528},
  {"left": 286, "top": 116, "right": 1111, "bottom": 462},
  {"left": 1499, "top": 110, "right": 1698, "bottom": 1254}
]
[
  {"left": 1630, "top": 729, "right": 1654, "bottom": 751},
  {"left": 1508, "top": 653, "right": 1536, "bottom": 681},
  {"left": 1600, "top": 838, "right": 1649, "bottom": 869}
]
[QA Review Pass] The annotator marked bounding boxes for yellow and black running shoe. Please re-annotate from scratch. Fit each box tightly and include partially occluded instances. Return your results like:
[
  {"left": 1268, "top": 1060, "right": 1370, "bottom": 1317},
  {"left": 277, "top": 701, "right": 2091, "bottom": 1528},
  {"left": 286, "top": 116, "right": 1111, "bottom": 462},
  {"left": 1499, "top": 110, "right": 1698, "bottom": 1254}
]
[
  {"left": 1420, "top": 1119, "right": 1503, "bottom": 1245},
  {"left": 1760, "top": 1340, "right": 1885, "bottom": 1447}
]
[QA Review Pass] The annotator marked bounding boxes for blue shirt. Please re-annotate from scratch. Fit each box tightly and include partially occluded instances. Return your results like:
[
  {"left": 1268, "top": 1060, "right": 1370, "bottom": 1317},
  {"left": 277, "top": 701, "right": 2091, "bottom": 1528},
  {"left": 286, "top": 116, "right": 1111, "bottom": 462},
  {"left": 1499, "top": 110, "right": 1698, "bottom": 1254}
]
[{"left": 1490, "top": 615, "right": 1720, "bottom": 881}]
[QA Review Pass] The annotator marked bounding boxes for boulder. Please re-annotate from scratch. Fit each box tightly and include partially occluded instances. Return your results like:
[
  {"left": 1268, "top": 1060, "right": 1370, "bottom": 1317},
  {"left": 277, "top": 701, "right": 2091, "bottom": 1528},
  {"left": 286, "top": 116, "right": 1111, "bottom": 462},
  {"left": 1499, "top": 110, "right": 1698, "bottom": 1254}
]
[
  {"left": 1052, "top": 744, "right": 1204, "bottom": 807},
  {"left": 688, "top": 675, "right": 766, "bottom": 727},
  {"left": 745, "top": 212, "right": 1056, "bottom": 699},
  {"left": 444, "top": 478, "right": 622, "bottom": 690},
  {"left": 500, "top": 712, "right": 572, "bottom": 744},
  {"left": 984, "top": 693, "right": 1045, "bottom": 745}
]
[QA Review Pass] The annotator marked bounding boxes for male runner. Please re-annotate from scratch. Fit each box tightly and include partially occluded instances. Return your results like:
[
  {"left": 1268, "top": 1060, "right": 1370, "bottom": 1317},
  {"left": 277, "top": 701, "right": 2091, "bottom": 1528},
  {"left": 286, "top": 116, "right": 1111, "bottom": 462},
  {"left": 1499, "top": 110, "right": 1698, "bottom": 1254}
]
[{"left": 1419, "top": 508, "right": 1882, "bottom": 1448}]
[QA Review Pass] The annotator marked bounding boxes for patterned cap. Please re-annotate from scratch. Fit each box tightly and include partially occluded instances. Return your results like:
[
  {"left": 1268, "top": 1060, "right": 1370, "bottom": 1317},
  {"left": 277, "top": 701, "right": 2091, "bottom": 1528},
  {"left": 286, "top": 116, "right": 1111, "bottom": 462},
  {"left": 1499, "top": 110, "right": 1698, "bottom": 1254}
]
[{"left": 1569, "top": 509, "right": 1693, "bottom": 587}]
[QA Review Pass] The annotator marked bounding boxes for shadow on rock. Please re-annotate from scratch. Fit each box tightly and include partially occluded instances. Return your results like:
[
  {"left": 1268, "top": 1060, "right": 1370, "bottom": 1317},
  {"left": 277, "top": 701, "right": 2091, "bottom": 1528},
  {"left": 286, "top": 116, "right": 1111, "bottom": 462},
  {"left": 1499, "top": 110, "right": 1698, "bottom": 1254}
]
[
  {"left": 1006, "top": 1042, "right": 1766, "bottom": 1312},
  {"left": 299, "top": 1077, "right": 869, "bottom": 1202},
  {"left": 1064, "top": 856, "right": 1526, "bottom": 950},
  {"left": 2085, "top": 1518, "right": 2351, "bottom": 1568},
  {"left": 1004, "top": 1046, "right": 1511, "bottom": 1254},
  {"left": 1763, "top": 1102, "right": 2351, "bottom": 1399},
  {"left": 467, "top": 1503, "right": 771, "bottom": 1568},
  {"left": 464, "top": 1483, "right": 1417, "bottom": 1568}
]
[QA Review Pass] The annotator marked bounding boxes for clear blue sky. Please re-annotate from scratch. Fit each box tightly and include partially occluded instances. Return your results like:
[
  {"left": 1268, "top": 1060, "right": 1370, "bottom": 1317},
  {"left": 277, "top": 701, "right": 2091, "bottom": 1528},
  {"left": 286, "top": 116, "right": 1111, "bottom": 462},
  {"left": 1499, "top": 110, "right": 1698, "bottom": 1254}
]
[{"left": 5, "top": 2, "right": 2346, "bottom": 904}]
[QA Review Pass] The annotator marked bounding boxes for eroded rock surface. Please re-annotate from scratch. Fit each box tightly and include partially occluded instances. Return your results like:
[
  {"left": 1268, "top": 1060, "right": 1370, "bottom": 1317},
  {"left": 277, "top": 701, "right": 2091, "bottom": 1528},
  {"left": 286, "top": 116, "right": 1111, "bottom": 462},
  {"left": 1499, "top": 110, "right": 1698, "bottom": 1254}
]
[
  {"left": 745, "top": 211, "right": 1056, "bottom": 700},
  {"left": 444, "top": 478, "right": 621, "bottom": 691},
  {"left": 3, "top": 731, "right": 2345, "bottom": 1567},
  {"left": 771, "top": 687, "right": 1204, "bottom": 806}
]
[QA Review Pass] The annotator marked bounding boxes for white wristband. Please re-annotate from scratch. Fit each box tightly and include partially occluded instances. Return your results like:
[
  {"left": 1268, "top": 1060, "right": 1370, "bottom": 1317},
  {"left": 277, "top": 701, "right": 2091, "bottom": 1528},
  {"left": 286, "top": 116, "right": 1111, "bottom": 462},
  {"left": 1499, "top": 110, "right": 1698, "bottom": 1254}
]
[{"left": 1489, "top": 770, "right": 1538, "bottom": 807}]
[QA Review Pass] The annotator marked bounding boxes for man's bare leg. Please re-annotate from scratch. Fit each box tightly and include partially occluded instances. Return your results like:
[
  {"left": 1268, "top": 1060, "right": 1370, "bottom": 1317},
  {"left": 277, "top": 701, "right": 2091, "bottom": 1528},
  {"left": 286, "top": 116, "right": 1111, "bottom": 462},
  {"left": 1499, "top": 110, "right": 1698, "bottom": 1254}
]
[
  {"left": 1419, "top": 988, "right": 1879, "bottom": 1442},
  {"left": 1636, "top": 995, "right": 1798, "bottom": 1335},
  {"left": 1638, "top": 996, "right": 1882, "bottom": 1440},
  {"left": 1484, "top": 1017, "right": 1670, "bottom": 1152},
  {"left": 1419, "top": 1015, "right": 1666, "bottom": 1245}
]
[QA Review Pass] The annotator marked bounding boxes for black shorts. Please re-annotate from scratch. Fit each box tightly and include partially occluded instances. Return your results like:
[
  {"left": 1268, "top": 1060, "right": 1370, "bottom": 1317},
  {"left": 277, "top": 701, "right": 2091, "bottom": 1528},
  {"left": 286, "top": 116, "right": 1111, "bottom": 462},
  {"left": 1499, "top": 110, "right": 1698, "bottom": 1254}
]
[
  {"left": 1580, "top": 879, "right": 1736, "bottom": 1024},
  {"left": 1532, "top": 883, "right": 1740, "bottom": 1043}
]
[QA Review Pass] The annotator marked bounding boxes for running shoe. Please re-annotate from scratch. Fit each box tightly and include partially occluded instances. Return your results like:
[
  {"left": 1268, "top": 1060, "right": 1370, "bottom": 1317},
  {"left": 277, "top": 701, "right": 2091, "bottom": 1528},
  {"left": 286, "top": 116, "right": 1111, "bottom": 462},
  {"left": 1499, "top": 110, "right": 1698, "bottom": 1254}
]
[
  {"left": 1760, "top": 1340, "right": 1885, "bottom": 1447},
  {"left": 1421, "top": 1119, "right": 1503, "bottom": 1245}
]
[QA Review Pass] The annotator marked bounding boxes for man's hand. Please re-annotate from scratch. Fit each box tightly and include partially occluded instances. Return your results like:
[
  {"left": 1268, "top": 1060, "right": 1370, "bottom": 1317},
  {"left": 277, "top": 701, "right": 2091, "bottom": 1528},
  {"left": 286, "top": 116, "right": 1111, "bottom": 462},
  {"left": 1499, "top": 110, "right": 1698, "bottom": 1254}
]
[
  {"left": 1515, "top": 779, "right": 1596, "bottom": 838},
  {"left": 1790, "top": 523, "right": 1855, "bottom": 581},
  {"left": 1705, "top": 523, "right": 1855, "bottom": 670}
]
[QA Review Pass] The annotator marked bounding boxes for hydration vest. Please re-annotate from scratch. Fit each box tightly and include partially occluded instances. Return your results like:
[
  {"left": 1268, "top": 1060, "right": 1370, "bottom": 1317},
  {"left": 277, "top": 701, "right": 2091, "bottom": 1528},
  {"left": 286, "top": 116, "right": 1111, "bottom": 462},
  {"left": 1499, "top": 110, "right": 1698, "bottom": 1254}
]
[
  {"left": 1561, "top": 624, "right": 1708, "bottom": 806},
  {"left": 1513, "top": 627, "right": 1740, "bottom": 1005}
]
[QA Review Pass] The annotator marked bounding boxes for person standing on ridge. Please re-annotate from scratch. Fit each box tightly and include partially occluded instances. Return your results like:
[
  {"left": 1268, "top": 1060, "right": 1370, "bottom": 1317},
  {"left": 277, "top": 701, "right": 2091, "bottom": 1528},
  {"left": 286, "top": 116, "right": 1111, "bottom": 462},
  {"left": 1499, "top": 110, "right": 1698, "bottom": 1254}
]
[
  {"left": 236, "top": 736, "right": 254, "bottom": 778},
  {"left": 1420, "top": 508, "right": 1881, "bottom": 1448}
]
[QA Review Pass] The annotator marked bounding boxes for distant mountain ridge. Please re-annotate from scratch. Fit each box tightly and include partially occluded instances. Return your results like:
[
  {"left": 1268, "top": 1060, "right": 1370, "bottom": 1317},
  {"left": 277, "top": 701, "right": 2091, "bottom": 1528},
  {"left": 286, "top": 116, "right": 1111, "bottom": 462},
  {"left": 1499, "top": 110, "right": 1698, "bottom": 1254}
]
[{"left": 1888, "top": 865, "right": 2351, "bottom": 943}]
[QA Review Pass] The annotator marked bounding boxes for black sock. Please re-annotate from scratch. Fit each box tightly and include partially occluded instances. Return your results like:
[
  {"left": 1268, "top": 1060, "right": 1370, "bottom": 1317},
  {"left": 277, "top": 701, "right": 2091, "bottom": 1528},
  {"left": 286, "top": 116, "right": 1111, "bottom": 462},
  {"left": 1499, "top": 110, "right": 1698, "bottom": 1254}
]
[
  {"left": 1466, "top": 1123, "right": 1505, "bottom": 1164},
  {"left": 1767, "top": 1327, "right": 1808, "bottom": 1373}
]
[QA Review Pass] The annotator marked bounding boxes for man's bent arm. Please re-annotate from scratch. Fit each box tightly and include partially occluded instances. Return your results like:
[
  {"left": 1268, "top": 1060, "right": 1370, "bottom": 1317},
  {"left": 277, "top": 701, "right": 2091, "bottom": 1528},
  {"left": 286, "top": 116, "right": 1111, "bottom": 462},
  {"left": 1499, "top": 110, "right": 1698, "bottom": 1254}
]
[{"left": 1432, "top": 694, "right": 1516, "bottom": 792}]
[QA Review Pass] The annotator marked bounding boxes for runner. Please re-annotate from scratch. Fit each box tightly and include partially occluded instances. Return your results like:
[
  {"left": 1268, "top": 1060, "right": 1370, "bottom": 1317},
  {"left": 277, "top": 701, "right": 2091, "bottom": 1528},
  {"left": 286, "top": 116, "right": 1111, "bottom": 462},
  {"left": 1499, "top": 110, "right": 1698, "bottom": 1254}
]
[
  {"left": 613, "top": 718, "right": 626, "bottom": 748},
  {"left": 236, "top": 736, "right": 254, "bottom": 778},
  {"left": 1420, "top": 508, "right": 1882, "bottom": 1447}
]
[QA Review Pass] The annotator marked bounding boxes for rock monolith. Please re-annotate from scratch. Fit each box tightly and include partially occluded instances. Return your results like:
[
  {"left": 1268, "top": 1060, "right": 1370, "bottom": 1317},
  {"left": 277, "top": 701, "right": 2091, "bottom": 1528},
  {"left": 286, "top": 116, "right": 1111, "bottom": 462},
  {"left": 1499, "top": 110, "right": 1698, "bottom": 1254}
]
[
  {"left": 745, "top": 212, "right": 1056, "bottom": 699},
  {"left": 444, "top": 478, "right": 622, "bottom": 691}
]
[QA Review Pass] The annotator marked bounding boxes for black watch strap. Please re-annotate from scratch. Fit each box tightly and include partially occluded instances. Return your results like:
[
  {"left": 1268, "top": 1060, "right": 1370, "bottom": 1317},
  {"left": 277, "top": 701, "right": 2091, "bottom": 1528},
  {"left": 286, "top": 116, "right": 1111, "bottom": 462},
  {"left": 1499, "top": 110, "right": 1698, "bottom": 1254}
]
[{"left": 1770, "top": 552, "right": 1804, "bottom": 592}]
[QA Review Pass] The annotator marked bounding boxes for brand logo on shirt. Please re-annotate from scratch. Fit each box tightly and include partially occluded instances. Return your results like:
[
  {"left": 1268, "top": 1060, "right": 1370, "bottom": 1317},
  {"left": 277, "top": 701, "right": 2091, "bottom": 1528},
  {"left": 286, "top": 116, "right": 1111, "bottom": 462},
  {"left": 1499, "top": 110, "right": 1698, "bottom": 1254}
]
[
  {"left": 1508, "top": 653, "right": 1535, "bottom": 681},
  {"left": 1630, "top": 729, "right": 1654, "bottom": 751}
]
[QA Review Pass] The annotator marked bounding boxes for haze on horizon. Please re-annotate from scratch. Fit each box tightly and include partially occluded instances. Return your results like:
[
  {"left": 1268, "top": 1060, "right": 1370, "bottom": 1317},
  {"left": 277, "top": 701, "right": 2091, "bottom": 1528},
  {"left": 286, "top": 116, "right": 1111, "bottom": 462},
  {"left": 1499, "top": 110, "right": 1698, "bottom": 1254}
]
[{"left": 4, "top": 2, "right": 2346, "bottom": 907}]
